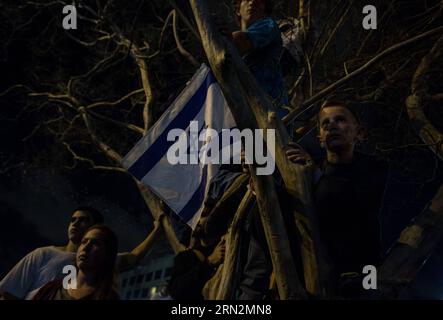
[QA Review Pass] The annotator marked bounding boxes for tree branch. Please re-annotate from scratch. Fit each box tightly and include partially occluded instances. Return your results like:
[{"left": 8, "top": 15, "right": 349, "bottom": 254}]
[
  {"left": 283, "top": 25, "right": 443, "bottom": 124},
  {"left": 210, "top": 189, "right": 254, "bottom": 300},
  {"left": 80, "top": 107, "right": 123, "bottom": 163},
  {"left": 190, "top": 0, "right": 331, "bottom": 299},
  {"left": 0, "top": 84, "right": 32, "bottom": 97},
  {"left": 167, "top": 0, "right": 201, "bottom": 41},
  {"left": 85, "top": 88, "right": 145, "bottom": 110},
  {"left": 111, "top": 26, "right": 155, "bottom": 133},
  {"left": 87, "top": 110, "right": 144, "bottom": 135},
  {"left": 318, "top": 1, "right": 354, "bottom": 58},
  {"left": 172, "top": 9, "right": 200, "bottom": 67},
  {"left": 406, "top": 34, "right": 443, "bottom": 160},
  {"left": 379, "top": 184, "right": 443, "bottom": 298}
]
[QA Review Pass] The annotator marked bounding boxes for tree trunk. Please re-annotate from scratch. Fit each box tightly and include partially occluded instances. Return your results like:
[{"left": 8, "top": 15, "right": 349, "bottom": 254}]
[
  {"left": 190, "top": 0, "right": 328, "bottom": 298},
  {"left": 406, "top": 34, "right": 443, "bottom": 160},
  {"left": 379, "top": 184, "right": 443, "bottom": 298}
]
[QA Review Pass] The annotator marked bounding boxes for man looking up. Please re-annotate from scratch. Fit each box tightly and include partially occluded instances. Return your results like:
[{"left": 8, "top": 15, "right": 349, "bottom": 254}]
[
  {"left": 286, "top": 98, "right": 388, "bottom": 297},
  {"left": 0, "top": 207, "right": 162, "bottom": 299}
]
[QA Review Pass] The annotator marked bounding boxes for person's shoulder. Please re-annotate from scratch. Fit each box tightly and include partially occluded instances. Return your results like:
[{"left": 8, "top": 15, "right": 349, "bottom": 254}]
[
  {"left": 260, "top": 17, "right": 278, "bottom": 25},
  {"left": 248, "top": 17, "right": 279, "bottom": 31},
  {"left": 32, "top": 246, "right": 64, "bottom": 256},
  {"left": 24, "top": 246, "right": 53, "bottom": 259},
  {"left": 34, "top": 246, "right": 59, "bottom": 253},
  {"left": 31, "top": 246, "right": 74, "bottom": 262}
]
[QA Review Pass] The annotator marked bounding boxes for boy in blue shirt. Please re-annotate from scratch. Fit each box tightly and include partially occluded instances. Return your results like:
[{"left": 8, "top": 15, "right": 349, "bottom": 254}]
[
  {"left": 229, "top": 0, "right": 289, "bottom": 113},
  {"left": 204, "top": 0, "right": 294, "bottom": 299}
]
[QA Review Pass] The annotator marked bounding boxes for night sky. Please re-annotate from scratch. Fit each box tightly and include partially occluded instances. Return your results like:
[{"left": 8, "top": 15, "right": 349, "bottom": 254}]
[{"left": 0, "top": 0, "right": 442, "bottom": 299}]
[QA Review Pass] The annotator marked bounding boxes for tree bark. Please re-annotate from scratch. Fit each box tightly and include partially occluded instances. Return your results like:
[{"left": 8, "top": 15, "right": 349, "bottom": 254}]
[
  {"left": 190, "top": 0, "right": 329, "bottom": 298},
  {"left": 215, "top": 189, "right": 254, "bottom": 300},
  {"left": 283, "top": 25, "right": 443, "bottom": 125},
  {"left": 406, "top": 34, "right": 443, "bottom": 160},
  {"left": 378, "top": 35, "right": 443, "bottom": 298},
  {"left": 379, "top": 184, "right": 443, "bottom": 298}
]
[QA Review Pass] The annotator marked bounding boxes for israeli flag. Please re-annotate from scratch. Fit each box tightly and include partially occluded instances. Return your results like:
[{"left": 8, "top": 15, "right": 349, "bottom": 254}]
[{"left": 122, "top": 64, "right": 237, "bottom": 229}]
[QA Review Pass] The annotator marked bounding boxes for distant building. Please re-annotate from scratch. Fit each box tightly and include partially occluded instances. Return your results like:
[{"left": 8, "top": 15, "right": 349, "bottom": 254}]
[{"left": 119, "top": 254, "right": 174, "bottom": 300}]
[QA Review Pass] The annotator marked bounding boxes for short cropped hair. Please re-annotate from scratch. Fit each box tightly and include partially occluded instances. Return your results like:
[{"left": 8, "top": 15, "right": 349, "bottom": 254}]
[
  {"left": 72, "top": 206, "right": 104, "bottom": 225},
  {"left": 317, "top": 97, "right": 361, "bottom": 126},
  {"left": 233, "top": 0, "right": 274, "bottom": 16}
]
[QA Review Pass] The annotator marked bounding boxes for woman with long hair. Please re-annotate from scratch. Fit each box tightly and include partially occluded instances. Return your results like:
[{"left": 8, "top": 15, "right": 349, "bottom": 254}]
[{"left": 33, "top": 224, "right": 119, "bottom": 300}]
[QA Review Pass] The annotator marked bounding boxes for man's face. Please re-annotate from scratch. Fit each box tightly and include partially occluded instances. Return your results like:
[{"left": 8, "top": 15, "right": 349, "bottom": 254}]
[
  {"left": 68, "top": 211, "right": 93, "bottom": 244},
  {"left": 76, "top": 229, "right": 107, "bottom": 273},
  {"left": 238, "top": 0, "right": 267, "bottom": 27},
  {"left": 317, "top": 106, "right": 361, "bottom": 153}
]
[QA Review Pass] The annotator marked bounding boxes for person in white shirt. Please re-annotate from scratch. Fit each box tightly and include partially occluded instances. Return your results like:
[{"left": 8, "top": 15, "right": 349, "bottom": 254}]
[{"left": 0, "top": 206, "right": 162, "bottom": 300}]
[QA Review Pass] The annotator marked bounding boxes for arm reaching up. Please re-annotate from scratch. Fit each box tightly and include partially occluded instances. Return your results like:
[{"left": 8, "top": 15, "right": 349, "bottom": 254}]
[{"left": 117, "top": 216, "right": 164, "bottom": 272}]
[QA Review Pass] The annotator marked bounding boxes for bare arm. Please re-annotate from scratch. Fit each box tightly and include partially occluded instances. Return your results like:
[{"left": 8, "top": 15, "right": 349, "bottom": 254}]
[{"left": 117, "top": 218, "right": 163, "bottom": 272}]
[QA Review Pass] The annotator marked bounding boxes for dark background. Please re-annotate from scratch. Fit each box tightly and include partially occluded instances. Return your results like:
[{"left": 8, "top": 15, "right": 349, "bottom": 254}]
[{"left": 0, "top": 0, "right": 442, "bottom": 298}]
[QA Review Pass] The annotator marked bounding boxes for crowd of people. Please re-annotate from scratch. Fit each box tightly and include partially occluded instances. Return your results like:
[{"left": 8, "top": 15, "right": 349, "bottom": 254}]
[
  {"left": 3, "top": 0, "right": 434, "bottom": 300},
  {"left": 0, "top": 207, "right": 162, "bottom": 300}
]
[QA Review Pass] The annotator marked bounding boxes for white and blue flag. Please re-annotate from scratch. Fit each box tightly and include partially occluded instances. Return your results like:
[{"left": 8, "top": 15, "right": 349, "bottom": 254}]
[{"left": 122, "top": 64, "right": 237, "bottom": 229}]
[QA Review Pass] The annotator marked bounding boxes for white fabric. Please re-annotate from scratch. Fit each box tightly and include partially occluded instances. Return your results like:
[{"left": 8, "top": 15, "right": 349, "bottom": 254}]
[
  {"left": 122, "top": 64, "right": 237, "bottom": 229},
  {"left": 0, "top": 246, "right": 75, "bottom": 300},
  {"left": 0, "top": 246, "right": 124, "bottom": 300}
]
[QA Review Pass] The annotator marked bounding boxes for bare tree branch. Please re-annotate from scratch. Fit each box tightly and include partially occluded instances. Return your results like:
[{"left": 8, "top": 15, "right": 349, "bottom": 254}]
[
  {"left": 22, "top": 116, "right": 64, "bottom": 142},
  {"left": 80, "top": 107, "right": 123, "bottom": 163},
  {"left": 87, "top": 110, "right": 144, "bottom": 135},
  {"left": 379, "top": 184, "right": 443, "bottom": 298},
  {"left": 190, "top": 0, "right": 332, "bottom": 299},
  {"left": 318, "top": 1, "right": 354, "bottom": 58},
  {"left": 0, "top": 84, "right": 32, "bottom": 97},
  {"left": 283, "top": 25, "right": 443, "bottom": 124},
  {"left": 111, "top": 26, "right": 155, "bottom": 133},
  {"left": 85, "top": 88, "right": 145, "bottom": 110},
  {"left": 406, "top": 34, "right": 443, "bottom": 160},
  {"left": 167, "top": 0, "right": 201, "bottom": 41},
  {"left": 172, "top": 10, "right": 200, "bottom": 67}
]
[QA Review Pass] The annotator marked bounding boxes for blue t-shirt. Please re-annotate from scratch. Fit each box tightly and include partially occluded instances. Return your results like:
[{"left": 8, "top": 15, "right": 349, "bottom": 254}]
[{"left": 244, "top": 17, "right": 288, "bottom": 109}]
